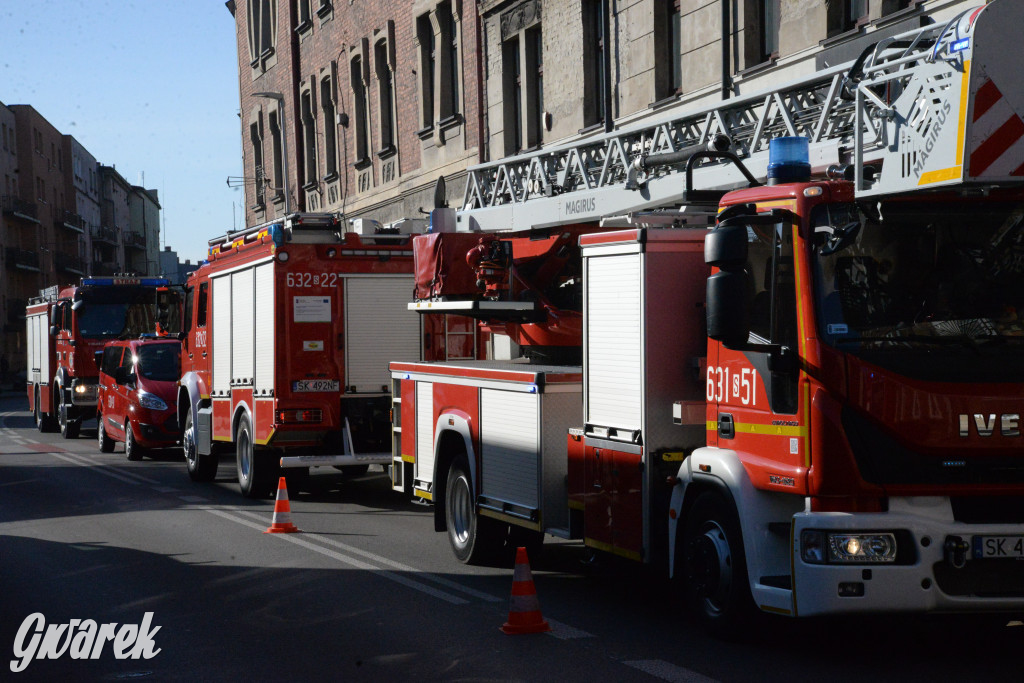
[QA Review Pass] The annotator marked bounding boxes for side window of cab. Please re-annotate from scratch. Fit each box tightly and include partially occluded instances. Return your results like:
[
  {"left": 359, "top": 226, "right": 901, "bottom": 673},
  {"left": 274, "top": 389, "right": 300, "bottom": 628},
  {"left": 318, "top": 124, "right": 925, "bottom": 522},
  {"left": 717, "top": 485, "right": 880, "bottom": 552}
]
[{"left": 101, "top": 346, "right": 124, "bottom": 379}]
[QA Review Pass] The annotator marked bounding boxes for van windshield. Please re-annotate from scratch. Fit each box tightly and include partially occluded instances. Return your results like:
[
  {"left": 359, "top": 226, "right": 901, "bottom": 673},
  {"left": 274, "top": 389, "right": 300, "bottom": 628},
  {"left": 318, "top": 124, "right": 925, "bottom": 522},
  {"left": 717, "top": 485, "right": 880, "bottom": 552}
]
[{"left": 136, "top": 344, "right": 181, "bottom": 382}]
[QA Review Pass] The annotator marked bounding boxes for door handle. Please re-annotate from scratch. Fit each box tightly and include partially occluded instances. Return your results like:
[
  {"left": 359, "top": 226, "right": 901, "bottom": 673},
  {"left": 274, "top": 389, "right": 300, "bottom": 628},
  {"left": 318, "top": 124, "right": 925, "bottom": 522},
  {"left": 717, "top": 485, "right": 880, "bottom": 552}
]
[{"left": 718, "top": 413, "right": 735, "bottom": 439}]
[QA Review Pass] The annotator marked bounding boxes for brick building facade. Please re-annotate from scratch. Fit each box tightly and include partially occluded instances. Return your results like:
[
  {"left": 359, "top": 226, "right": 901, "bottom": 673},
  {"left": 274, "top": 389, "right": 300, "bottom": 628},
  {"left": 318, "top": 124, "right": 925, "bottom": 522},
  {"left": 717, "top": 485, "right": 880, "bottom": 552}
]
[
  {"left": 231, "top": 0, "right": 483, "bottom": 230},
  {"left": 231, "top": 1, "right": 974, "bottom": 235}
]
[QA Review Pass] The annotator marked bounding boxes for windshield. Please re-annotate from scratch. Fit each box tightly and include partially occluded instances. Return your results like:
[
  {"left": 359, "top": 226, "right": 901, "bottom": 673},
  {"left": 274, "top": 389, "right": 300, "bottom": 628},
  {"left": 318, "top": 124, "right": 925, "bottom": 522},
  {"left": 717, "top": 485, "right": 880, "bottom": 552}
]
[
  {"left": 811, "top": 198, "right": 1024, "bottom": 379},
  {"left": 75, "top": 287, "right": 181, "bottom": 338},
  {"left": 135, "top": 343, "right": 181, "bottom": 382}
]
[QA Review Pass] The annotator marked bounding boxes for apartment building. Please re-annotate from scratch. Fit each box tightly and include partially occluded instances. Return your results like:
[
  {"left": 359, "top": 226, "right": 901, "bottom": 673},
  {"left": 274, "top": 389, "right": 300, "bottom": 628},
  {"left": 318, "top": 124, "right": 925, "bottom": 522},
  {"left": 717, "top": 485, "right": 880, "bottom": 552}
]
[
  {"left": 230, "top": 0, "right": 484, "bottom": 229},
  {"left": 0, "top": 102, "right": 163, "bottom": 376}
]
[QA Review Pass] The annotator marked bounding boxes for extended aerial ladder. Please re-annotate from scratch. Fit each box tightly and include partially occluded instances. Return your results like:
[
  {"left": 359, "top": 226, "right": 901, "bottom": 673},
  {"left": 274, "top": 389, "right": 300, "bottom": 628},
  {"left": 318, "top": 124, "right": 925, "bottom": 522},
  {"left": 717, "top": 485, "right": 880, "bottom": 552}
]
[{"left": 457, "top": 4, "right": 1015, "bottom": 233}]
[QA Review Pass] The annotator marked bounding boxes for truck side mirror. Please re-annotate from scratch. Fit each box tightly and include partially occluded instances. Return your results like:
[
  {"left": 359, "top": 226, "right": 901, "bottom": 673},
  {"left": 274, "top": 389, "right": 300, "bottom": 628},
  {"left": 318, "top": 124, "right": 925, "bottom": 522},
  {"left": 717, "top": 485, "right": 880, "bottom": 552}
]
[
  {"left": 704, "top": 224, "right": 748, "bottom": 268},
  {"left": 49, "top": 326, "right": 58, "bottom": 337},
  {"left": 706, "top": 269, "right": 751, "bottom": 348}
]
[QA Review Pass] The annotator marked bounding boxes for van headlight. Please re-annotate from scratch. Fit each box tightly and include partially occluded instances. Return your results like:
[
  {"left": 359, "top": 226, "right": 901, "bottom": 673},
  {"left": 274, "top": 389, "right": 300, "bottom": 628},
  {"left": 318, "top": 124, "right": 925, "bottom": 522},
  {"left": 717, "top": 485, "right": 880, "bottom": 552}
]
[
  {"left": 801, "top": 530, "right": 898, "bottom": 564},
  {"left": 137, "top": 391, "right": 168, "bottom": 411}
]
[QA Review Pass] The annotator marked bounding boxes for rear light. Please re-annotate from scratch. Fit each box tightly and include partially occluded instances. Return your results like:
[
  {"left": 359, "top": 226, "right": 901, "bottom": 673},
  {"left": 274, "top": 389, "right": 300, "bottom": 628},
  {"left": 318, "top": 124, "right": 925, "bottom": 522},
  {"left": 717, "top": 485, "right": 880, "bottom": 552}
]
[{"left": 277, "top": 409, "right": 323, "bottom": 424}]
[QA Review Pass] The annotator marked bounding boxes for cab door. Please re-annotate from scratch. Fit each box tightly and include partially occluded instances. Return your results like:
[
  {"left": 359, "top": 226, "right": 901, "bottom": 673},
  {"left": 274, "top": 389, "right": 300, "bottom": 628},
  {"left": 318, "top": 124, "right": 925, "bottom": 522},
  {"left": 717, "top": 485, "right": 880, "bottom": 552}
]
[
  {"left": 99, "top": 345, "right": 125, "bottom": 437},
  {"left": 110, "top": 346, "right": 136, "bottom": 437}
]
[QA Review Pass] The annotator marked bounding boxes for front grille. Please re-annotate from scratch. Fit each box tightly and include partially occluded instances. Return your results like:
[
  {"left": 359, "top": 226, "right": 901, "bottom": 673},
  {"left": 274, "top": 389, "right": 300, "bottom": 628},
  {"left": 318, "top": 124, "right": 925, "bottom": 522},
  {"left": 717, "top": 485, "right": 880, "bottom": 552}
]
[{"left": 843, "top": 408, "right": 1024, "bottom": 486}]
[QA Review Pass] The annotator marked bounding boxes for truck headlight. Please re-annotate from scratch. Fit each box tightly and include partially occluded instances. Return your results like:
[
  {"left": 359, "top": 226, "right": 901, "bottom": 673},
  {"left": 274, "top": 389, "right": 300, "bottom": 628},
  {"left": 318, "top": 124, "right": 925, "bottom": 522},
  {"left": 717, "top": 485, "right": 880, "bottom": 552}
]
[
  {"left": 801, "top": 531, "right": 898, "bottom": 564},
  {"left": 137, "top": 391, "right": 169, "bottom": 411}
]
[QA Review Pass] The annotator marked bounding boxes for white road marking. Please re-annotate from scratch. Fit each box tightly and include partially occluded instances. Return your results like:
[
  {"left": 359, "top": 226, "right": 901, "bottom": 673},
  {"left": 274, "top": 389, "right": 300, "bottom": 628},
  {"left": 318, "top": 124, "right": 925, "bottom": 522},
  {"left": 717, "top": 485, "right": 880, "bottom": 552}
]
[
  {"left": 545, "top": 617, "right": 595, "bottom": 639},
  {"left": 226, "top": 507, "right": 503, "bottom": 603},
  {"left": 202, "top": 507, "right": 470, "bottom": 605},
  {"left": 50, "top": 452, "right": 141, "bottom": 485},
  {"left": 0, "top": 478, "right": 44, "bottom": 487},
  {"left": 623, "top": 660, "right": 718, "bottom": 683},
  {"left": 51, "top": 451, "right": 162, "bottom": 485}
]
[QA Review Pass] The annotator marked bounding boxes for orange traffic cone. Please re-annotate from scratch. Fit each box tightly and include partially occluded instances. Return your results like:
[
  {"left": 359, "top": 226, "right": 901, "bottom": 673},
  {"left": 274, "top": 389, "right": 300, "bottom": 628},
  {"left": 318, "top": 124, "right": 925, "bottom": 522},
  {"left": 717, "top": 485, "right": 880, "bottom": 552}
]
[
  {"left": 264, "top": 477, "right": 301, "bottom": 534},
  {"left": 501, "top": 546, "right": 551, "bottom": 634}
]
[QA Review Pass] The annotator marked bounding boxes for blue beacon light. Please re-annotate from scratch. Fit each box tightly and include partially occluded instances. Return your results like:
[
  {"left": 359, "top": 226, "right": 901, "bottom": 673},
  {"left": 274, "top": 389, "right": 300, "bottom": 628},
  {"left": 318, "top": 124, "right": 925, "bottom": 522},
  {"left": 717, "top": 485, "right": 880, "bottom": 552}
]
[
  {"left": 767, "top": 136, "right": 811, "bottom": 185},
  {"left": 270, "top": 223, "right": 286, "bottom": 248}
]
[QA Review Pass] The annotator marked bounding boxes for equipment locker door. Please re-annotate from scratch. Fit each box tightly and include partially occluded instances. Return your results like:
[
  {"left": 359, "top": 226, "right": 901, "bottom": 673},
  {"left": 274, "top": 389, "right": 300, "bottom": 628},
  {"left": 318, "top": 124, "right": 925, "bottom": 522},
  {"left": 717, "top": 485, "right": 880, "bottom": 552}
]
[
  {"left": 344, "top": 276, "right": 420, "bottom": 393},
  {"left": 582, "top": 249, "right": 645, "bottom": 560}
]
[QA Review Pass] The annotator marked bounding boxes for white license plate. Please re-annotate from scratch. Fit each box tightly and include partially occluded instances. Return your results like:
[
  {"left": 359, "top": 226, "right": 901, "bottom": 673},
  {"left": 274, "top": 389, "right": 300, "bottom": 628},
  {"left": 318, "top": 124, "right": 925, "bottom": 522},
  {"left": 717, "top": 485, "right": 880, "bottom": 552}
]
[
  {"left": 973, "top": 536, "right": 1024, "bottom": 559},
  {"left": 292, "top": 380, "right": 339, "bottom": 392}
]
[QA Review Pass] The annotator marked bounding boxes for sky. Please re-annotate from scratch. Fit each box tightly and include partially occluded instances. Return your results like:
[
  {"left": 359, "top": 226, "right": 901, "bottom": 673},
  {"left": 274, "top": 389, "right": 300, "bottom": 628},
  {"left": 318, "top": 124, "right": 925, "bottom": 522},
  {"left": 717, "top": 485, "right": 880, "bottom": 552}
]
[{"left": 1, "top": 1, "right": 244, "bottom": 266}]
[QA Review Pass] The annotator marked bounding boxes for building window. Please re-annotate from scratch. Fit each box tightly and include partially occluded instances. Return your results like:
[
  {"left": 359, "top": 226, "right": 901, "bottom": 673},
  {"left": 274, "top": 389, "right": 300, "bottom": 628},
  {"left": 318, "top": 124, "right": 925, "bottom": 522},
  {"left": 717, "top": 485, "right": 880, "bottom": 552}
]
[
  {"left": 502, "top": 37, "right": 522, "bottom": 153},
  {"left": 350, "top": 51, "right": 372, "bottom": 164},
  {"left": 654, "top": 0, "right": 681, "bottom": 101},
  {"left": 320, "top": 77, "right": 338, "bottom": 179},
  {"left": 416, "top": 13, "right": 435, "bottom": 131},
  {"left": 300, "top": 88, "right": 318, "bottom": 187},
  {"left": 1, "top": 123, "right": 6, "bottom": 151},
  {"left": 437, "top": 2, "right": 460, "bottom": 121},
  {"left": 298, "top": 0, "right": 312, "bottom": 29},
  {"left": 268, "top": 108, "right": 284, "bottom": 202},
  {"left": 250, "top": 115, "right": 265, "bottom": 208},
  {"left": 760, "top": 0, "right": 780, "bottom": 62},
  {"left": 37, "top": 177, "right": 45, "bottom": 202},
  {"left": 830, "top": 0, "right": 868, "bottom": 36},
  {"left": 247, "top": 0, "right": 277, "bottom": 67},
  {"left": 583, "top": 0, "right": 606, "bottom": 125},
  {"left": 501, "top": 2, "right": 543, "bottom": 154},
  {"left": 375, "top": 38, "right": 396, "bottom": 153}
]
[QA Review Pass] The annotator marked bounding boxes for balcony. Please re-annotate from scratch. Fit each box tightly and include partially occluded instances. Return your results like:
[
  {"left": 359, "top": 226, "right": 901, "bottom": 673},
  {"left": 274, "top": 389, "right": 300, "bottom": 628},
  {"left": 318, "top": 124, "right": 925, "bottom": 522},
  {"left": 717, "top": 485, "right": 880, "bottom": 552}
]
[
  {"left": 91, "top": 261, "right": 117, "bottom": 276},
  {"left": 58, "top": 210, "right": 87, "bottom": 234},
  {"left": 6, "top": 249, "right": 40, "bottom": 272},
  {"left": 54, "top": 252, "right": 86, "bottom": 275},
  {"left": 1, "top": 196, "right": 41, "bottom": 224},
  {"left": 91, "top": 226, "right": 119, "bottom": 246},
  {"left": 123, "top": 231, "right": 147, "bottom": 250}
]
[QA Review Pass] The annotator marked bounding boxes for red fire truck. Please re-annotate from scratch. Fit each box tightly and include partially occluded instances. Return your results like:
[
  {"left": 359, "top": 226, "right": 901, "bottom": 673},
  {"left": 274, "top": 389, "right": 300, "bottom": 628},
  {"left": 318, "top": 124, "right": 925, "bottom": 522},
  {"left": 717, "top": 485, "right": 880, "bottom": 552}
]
[
  {"left": 26, "top": 277, "right": 180, "bottom": 439},
  {"left": 391, "top": 1, "right": 1024, "bottom": 633},
  {"left": 177, "top": 213, "right": 425, "bottom": 497}
]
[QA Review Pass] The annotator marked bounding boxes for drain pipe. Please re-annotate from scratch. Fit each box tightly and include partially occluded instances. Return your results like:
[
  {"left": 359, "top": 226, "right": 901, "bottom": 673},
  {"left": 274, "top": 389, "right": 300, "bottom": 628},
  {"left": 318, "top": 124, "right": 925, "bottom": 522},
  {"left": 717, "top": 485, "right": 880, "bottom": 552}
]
[{"left": 721, "top": 0, "right": 731, "bottom": 100}]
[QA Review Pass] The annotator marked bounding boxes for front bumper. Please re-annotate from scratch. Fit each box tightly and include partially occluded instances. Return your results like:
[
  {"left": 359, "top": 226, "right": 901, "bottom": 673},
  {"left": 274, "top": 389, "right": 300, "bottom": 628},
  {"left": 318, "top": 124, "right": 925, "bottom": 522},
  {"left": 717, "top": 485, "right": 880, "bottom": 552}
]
[{"left": 792, "top": 501, "right": 1024, "bottom": 617}]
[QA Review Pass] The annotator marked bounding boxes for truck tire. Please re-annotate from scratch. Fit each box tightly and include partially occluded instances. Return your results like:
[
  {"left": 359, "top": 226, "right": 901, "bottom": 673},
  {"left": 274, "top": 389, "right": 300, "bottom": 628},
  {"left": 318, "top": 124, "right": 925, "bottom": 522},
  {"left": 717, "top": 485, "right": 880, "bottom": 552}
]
[
  {"left": 445, "top": 460, "right": 500, "bottom": 564},
  {"left": 681, "top": 492, "right": 756, "bottom": 637},
  {"left": 57, "top": 387, "right": 80, "bottom": 439},
  {"left": 183, "top": 408, "right": 218, "bottom": 482},
  {"left": 35, "top": 389, "right": 56, "bottom": 433},
  {"left": 97, "top": 412, "right": 115, "bottom": 453},
  {"left": 125, "top": 421, "right": 146, "bottom": 461},
  {"left": 236, "top": 414, "right": 275, "bottom": 498}
]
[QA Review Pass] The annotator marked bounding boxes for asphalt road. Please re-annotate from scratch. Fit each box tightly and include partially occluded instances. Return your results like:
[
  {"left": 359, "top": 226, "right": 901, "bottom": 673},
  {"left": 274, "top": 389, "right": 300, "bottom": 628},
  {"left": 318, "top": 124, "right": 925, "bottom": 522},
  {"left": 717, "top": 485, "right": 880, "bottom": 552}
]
[{"left": 1, "top": 393, "right": 1022, "bottom": 682}]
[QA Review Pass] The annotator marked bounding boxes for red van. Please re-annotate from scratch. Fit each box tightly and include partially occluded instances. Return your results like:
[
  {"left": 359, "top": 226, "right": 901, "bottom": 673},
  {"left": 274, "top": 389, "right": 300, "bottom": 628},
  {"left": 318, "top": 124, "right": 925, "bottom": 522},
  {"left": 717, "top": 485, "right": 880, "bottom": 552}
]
[{"left": 96, "top": 338, "right": 181, "bottom": 460}]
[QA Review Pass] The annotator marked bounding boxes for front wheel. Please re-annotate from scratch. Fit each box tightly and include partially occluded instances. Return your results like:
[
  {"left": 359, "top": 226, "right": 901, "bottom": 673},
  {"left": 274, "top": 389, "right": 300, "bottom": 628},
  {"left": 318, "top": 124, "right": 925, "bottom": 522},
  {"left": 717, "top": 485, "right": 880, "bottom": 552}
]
[
  {"left": 236, "top": 414, "right": 276, "bottom": 498},
  {"left": 97, "top": 412, "right": 114, "bottom": 453},
  {"left": 183, "top": 408, "right": 217, "bottom": 482},
  {"left": 125, "top": 421, "right": 146, "bottom": 461},
  {"left": 35, "top": 389, "right": 55, "bottom": 433},
  {"left": 57, "top": 387, "right": 80, "bottom": 439},
  {"left": 681, "top": 492, "right": 756, "bottom": 637},
  {"left": 445, "top": 460, "right": 500, "bottom": 564}
]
